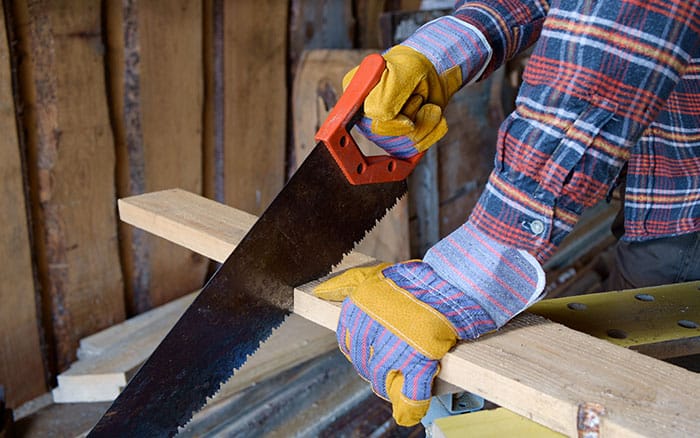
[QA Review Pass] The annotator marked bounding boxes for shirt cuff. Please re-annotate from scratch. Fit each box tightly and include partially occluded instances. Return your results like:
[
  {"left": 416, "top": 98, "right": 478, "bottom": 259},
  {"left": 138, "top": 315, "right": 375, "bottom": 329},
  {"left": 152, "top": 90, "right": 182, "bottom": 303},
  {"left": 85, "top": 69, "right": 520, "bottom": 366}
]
[{"left": 468, "top": 171, "right": 580, "bottom": 263}]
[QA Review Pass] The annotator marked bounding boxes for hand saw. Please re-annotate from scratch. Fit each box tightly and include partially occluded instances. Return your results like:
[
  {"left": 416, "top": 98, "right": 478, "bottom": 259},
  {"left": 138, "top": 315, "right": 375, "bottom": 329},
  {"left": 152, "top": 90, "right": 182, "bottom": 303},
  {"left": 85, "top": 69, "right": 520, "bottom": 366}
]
[{"left": 88, "top": 54, "right": 423, "bottom": 436}]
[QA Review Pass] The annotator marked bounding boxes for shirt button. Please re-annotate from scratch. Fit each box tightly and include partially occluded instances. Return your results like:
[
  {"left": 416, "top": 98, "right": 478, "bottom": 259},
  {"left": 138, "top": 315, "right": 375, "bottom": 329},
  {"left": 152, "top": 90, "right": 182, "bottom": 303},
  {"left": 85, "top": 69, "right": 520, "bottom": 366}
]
[{"left": 530, "top": 220, "right": 545, "bottom": 235}]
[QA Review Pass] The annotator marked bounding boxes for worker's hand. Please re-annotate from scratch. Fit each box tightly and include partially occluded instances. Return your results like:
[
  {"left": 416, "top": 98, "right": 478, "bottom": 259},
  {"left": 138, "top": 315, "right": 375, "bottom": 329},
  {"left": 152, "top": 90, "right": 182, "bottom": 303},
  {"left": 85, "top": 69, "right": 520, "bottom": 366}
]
[
  {"left": 314, "top": 223, "right": 545, "bottom": 426},
  {"left": 343, "top": 17, "right": 492, "bottom": 158}
]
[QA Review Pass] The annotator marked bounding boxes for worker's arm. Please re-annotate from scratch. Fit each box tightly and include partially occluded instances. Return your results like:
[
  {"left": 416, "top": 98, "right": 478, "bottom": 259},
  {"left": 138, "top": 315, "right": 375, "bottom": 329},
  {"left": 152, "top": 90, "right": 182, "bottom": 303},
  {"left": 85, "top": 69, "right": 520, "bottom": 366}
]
[
  {"left": 469, "top": 1, "right": 698, "bottom": 262},
  {"left": 318, "top": 0, "right": 699, "bottom": 427}
]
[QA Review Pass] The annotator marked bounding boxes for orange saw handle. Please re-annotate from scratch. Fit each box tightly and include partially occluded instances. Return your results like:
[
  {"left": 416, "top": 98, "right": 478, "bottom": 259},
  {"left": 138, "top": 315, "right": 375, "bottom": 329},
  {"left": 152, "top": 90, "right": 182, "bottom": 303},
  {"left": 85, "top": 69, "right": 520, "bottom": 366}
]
[{"left": 315, "top": 54, "right": 424, "bottom": 185}]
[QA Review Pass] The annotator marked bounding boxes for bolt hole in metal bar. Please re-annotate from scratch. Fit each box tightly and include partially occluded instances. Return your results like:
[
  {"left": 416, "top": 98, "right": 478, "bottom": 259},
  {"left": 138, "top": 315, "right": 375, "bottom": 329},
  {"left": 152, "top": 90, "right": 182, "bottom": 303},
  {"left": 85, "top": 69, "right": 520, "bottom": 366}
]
[
  {"left": 606, "top": 328, "right": 628, "bottom": 339},
  {"left": 567, "top": 302, "right": 587, "bottom": 311},
  {"left": 528, "top": 280, "right": 700, "bottom": 352},
  {"left": 634, "top": 293, "right": 655, "bottom": 302},
  {"left": 678, "top": 320, "right": 699, "bottom": 329}
]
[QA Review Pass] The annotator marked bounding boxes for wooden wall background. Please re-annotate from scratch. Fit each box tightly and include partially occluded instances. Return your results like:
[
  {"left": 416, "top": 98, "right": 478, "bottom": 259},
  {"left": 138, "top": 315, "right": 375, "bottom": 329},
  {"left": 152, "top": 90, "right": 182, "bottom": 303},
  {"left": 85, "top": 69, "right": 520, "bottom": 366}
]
[{"left": 0, "top": 0, "right": 505, "bottom": 409}]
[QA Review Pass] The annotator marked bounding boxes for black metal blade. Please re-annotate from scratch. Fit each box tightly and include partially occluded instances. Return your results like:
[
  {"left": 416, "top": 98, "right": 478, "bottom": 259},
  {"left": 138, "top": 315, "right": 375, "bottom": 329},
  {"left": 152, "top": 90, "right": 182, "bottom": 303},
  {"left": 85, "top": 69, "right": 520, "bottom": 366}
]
[{"left": 89, "top": 143, "right": 407, "bottom": 437}]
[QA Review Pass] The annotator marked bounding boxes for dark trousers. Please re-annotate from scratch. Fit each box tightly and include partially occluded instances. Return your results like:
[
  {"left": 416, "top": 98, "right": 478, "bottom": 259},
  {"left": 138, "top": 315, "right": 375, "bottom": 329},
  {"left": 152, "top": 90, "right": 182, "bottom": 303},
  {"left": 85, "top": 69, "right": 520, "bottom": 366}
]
[
  {"left": 604, "top": 167, "right": 700, "bottom": 290},
  {"left": 605, "top": 232, "right": 700, "bottom": 290}
]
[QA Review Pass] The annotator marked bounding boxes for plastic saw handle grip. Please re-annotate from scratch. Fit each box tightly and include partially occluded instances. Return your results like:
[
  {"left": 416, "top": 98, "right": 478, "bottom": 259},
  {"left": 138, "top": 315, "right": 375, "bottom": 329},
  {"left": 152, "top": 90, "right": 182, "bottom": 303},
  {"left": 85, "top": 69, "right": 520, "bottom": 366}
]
[{"left": 315, "top": 54, "right": 424, "bottom": 185}]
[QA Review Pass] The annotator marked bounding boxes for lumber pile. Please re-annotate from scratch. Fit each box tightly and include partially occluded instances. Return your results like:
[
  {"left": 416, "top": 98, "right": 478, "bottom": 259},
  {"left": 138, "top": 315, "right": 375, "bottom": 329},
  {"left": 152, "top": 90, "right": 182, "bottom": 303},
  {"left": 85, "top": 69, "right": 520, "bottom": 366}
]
[
  {"left": 117, "top": 189, "right": 700, "bottom": 437},
  {"left": 52, "top": 289, "right": 336, "bottom": 404}
]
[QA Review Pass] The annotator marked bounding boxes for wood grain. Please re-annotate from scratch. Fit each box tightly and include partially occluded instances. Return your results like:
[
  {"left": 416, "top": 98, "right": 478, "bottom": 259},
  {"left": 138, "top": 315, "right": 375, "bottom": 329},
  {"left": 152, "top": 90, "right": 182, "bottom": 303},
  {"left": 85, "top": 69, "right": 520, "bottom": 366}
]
[
  {"left": 0, "top": 6, "right": 46, "bottom": 408},
  {"left": 106, "top": 0, "right": 208, "bottom": 312},
  {"left": 119, "top": 189, "right": 700, "bottom": 437},
  {"left": 222, "top": 0, "right": 287, "bottom": 215},
  {"left": 14, "top": 0, "right": 125, "bottom": 371}
]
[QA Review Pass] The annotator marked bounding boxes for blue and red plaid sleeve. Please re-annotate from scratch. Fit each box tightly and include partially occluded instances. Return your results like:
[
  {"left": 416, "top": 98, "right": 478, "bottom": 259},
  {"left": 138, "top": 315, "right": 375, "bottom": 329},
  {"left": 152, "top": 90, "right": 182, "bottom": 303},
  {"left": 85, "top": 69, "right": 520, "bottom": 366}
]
[
  {"left": 457, "top": 0, "right": 700, "bottom": 262},
  {"left": 453, "top": 0, "right": 550, "bottom": 78}
]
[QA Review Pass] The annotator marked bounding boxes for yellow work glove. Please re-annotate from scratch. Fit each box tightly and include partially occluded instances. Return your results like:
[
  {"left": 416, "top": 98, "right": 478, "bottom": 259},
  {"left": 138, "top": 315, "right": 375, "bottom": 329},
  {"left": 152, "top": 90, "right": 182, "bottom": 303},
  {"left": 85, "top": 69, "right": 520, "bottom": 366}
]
[
  {"left": 343, "top": 16, "right": 493, "bottom": 158},
  {"left": 314, "top": 224, "right": 546, "bottom": 426},
  {"left": 314, "top": 263, "right": 460, "bottom": 426}
]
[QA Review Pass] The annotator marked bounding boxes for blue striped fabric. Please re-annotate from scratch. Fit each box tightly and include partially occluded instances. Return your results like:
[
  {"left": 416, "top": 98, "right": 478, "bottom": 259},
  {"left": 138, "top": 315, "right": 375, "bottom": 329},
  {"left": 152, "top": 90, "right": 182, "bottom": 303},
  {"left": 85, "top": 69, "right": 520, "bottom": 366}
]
[
  {"left": 421, "top": 222, "right": 545, "bottom": 328},
  {"left": 355, "top": 116, "right": 425, "bottom": 158},
  {"left": 338, "top": 299, "right": 438, "bottom": 403},
  {"left": 381, "top": 261, "right": 497, "bottom": 339},
  {"left": 402, "top": 16, "right": 493, "bottom": 85}
]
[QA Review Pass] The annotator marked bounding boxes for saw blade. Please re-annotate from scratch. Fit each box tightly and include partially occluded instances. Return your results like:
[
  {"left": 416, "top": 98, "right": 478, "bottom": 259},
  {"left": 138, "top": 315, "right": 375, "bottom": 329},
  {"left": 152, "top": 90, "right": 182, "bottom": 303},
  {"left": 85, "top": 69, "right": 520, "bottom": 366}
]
[{"left": 88, "top": 142, "right": 407, "bottom": 436}]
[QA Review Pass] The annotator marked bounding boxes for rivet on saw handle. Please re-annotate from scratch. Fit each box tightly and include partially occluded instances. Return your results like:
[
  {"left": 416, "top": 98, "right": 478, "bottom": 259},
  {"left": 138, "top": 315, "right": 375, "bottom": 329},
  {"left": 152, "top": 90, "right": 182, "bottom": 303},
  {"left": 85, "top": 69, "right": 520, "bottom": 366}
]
[{"left": 315, "top": 53, "right": 424, "bottom": 185}]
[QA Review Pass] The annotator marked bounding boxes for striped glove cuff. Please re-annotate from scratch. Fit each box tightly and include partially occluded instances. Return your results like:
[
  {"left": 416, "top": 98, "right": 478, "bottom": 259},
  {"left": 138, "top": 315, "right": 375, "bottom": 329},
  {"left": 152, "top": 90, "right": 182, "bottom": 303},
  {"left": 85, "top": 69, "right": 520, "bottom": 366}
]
[
  {"left": 423, "top": 221, "right": 546, "bottom": 331},
  {"left": 401, "top": 16, "right": 493, "bottom": 88}
]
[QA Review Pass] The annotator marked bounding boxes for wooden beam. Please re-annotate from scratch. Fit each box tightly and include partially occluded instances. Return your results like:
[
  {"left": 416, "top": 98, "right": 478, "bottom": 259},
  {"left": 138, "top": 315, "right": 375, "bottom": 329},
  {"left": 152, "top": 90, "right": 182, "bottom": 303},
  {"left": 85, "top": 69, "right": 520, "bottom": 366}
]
[
  {"left": 13, "top": 0, "right": 125, "bottom": 371},
  {"left": 222, "top": 0, "right": 287, "bottom": 216},
  {"left": 105, "top": 0, "right": 208, "bottom": 312},
  {"left": 0, "top": 5, "right": 46, "bottom": 407},
  {"left": 118, "top": 189, "right": 700, "bottom": 437}
]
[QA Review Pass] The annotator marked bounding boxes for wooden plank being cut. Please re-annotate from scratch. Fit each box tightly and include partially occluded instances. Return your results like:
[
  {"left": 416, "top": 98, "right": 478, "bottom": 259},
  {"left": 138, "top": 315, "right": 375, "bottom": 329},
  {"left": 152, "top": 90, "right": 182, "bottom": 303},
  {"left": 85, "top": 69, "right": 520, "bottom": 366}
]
[
  {"left": 118, "top": 189, "right": 700, "bottom": 437},
  {"left": 105, "top": 0, "right": 207, "bottom": 312},
  {"left": 0, "top": 8, "right": 46, "bottom": 408},
  {"left": 13, "top": 0, "right": 125, "bottom": 371}
]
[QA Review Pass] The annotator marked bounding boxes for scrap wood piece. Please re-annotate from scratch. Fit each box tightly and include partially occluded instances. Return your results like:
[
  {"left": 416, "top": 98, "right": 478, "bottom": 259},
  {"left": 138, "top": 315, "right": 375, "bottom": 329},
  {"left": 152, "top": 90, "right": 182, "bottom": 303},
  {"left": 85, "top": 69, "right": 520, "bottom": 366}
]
[
  {"left": 53, "top": 290, "right": 337, "bottom": 404},
  {"left": 118, "top": 189, "right": 700, "bottom": 437}
]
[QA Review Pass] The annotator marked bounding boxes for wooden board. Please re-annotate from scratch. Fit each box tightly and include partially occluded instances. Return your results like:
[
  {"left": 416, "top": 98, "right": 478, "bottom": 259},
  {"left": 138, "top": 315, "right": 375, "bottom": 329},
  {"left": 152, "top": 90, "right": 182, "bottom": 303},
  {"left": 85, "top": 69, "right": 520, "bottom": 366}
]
[
  {"left": 222, "top": 0, "right": 287, "bottom": 216},
  {"left": 292, "top": 49, "right": 410, "bottom": 262},
  {"left": 118, "top": 189, "right": 700, "bottom": 437},
  {"left": 0, "top": 7, "right": 46, "bottom": 408},
  {"left": 105, "top": 0, "right": 207, "bottom": 312},
  {"left": 13, "top": 0, "right": 125, "bottom": 371},
  {"left": 52, "top": 290, "right": 336, "bottom": 403}
]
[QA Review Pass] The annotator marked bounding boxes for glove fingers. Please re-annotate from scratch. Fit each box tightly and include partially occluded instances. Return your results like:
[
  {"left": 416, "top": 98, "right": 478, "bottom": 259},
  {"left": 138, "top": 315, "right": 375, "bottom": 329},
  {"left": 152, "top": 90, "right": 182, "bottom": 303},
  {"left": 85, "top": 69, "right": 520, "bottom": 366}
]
[
  {"left": 370, "top": 115, "right": 414, "bottom": 137},
  {"left": 385, "top": 359, "right": 438, "bottom": 426},
  {"left": 369, "top": 94, "right": 424, "bottom": 136},
  {"left": 401, "top": 94, "right": 424, "bottom": 120},
  {"left": 365, "top": 64, "right": 427, "bottom": 122},
  {"left": 314, "top": 264, "right": 389, "bottom": 301},
  {"left": 410, "top": 104, "right": 448, "bottom": 153}
]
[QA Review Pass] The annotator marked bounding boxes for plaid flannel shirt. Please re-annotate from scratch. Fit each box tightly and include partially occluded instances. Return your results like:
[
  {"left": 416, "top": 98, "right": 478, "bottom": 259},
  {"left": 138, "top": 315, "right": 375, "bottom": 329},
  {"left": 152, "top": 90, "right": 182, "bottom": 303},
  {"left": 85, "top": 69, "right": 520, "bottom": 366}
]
[{"left": 446, "top": 0, "right": 700, "bottom": 263}]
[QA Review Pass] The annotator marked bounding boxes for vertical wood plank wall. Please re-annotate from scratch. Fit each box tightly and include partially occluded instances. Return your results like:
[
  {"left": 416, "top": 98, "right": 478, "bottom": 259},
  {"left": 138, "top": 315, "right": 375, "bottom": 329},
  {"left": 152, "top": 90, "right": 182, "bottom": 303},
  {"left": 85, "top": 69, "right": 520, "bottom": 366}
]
[
  {"left": 221, "top": 0, "right": 288, "bottom": 216},
  {"left": 106, "top": 1, "right": 208, "bottom": 312},
  {"left": 0, "top": 0, "right": 485, "bottom": 409},
  {"left": 0, "top": 4, "right": 47, "bottom": 406},
  {"left": 12, "top": 0, "right": 126, "bottom": 375}
]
